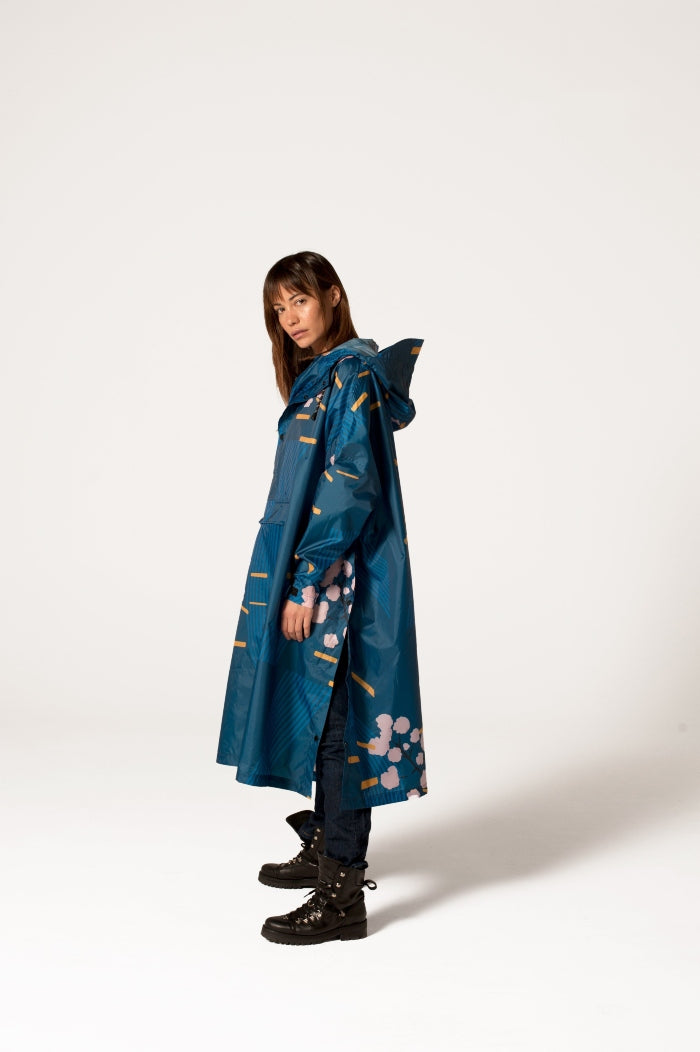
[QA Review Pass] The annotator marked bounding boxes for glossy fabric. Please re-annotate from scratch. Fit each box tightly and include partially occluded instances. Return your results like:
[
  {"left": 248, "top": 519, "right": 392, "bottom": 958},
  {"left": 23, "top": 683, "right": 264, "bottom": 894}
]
[{"left": 216, "top": 337, "right": 426, "bottom": 808}]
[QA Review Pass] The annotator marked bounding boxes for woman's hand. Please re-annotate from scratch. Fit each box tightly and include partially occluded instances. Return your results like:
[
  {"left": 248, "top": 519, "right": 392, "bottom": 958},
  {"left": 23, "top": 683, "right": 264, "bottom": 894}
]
[{"left": 280, "top": 599, "right": 313, "bottom": 642}]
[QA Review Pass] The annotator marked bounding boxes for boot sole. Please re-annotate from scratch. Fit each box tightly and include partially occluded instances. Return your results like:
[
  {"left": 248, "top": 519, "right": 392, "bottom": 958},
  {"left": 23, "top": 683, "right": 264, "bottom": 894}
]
[
  {"left": 257, "top": 873, "right": 318, "bottom": 889},
  {"left": 260, "top": 920, "right": 367, "bottom": 944}
]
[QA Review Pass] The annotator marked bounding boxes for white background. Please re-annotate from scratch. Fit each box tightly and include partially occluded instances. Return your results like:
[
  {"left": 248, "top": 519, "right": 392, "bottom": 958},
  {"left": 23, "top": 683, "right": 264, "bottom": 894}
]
[{"left": 2, "top": 1, "right": 699, "bottom": 1049}]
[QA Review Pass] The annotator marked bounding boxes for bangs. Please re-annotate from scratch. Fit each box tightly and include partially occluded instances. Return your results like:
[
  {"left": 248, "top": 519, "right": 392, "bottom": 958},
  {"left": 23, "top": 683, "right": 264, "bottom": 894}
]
[
  {"left": 266, "top": 280, "right": 312, "bottom": 309},
  {"left": 263, "top": 256, "right": 323, "bottom": 311}
]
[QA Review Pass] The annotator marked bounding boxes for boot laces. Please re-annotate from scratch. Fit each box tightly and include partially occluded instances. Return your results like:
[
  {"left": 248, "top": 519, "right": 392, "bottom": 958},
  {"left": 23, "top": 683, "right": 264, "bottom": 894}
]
[
  {"left": 287, "top": 888, "right": 330, "bottom": 924},
  {"left": 284, "top": 841, "right": 311, "bottom": 866},
  {"left": 287, "top": 877, "right": 377, "bottom": 924}
]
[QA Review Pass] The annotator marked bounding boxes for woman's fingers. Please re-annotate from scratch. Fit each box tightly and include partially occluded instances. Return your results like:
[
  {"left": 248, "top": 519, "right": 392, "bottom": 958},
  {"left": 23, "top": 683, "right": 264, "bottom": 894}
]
[{"left": 280, "top": 600, "right": 313, "bottom": 641}]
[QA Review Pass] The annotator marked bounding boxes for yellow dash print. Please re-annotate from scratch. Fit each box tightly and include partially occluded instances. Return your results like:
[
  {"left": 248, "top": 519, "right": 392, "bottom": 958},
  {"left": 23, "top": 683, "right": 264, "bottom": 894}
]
[
  {"left": 324, "top": 470, "right": 333, "bottom": 482},
  {"left": 312, "top": 506, "right": 321, "bottom": 515},
  {"left": 356, "top": 741, "right": 376, "bottom": 752},
  {"left": 336, "top": 469, "right": 359, "bottom": 480},
  {"left": 318, "top": 402, "right": 326, "bottom": 411},
  {"left": 240, "top": 605, "right": 248, "bottom": 614},
  {"left": 361, "top": 777, "right": 378, "bottom": 791},
  {"left": 314, "top": 651, "right": 338, "bottom": 664},
  {"left": 404, "top": 537, "right": 408, "bottom": 545},
  {"left": 393, "top": 458, "right": 398, "bottom": 466},
  {"left": 249, "top": 601, "right": 267, "bottom": 606},
  {"left": 335, "top": 374, "right": 343, "bottom": 389},
  {"left": 250, "top": 571, "right": 268, "bottom": 578},
  {"left": 307, "top": 561, "right": 314, "bottom": 572},
  {"left": 351, "top": 672, "right": 376, "bottom": 697},
  {"left": 411, "top": 346, "right": 421, "bottom": 355},
  {"left": 370, "top": 401, "right": 381, "bottom": 410},
  {"left": 351, "top": 391, "right": 368, "bottom": 412},
  {"left": 384, "top": 392, "right": 389, "bottom": 399},
  {"left": 296, "top": 413, "right": 310, "bottom": 419},
  {"left": 233, "top": 640, "right": 246, "bottom": 648},
  {"left": 358, "top": 369, "right": 369, "bottom": 377},
  {"left": 328, "top": 680, "right": 335, "bottom": 688},
  {"left": 348, "top": 756, "right": 360, "bottom": 764},
  {"left": 299, "top": 435, "right": 317, "bottom": 444}
]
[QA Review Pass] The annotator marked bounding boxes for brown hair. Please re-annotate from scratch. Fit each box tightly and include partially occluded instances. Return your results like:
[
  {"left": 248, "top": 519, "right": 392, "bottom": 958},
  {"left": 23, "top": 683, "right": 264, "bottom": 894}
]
[{"left": 263, "top": 251, "right": 358, "bottom": 402}]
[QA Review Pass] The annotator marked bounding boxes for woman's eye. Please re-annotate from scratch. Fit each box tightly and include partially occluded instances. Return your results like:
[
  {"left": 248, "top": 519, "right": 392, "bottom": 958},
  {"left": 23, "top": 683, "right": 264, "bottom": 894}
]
[{"left": 295, "top": 298, "right": 306, "bottom": 305}]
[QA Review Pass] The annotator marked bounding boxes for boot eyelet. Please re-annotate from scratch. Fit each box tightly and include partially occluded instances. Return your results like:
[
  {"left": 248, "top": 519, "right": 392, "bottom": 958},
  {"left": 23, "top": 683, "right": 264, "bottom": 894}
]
[{"left": 340, "top": 871, "right": 345, "bottom": 877}]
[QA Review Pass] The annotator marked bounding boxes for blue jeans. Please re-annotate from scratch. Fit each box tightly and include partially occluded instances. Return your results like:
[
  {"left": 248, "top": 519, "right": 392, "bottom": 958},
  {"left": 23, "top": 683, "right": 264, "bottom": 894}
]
[{"left": 299, "top": 636, "right": 372, "bottom": 868}]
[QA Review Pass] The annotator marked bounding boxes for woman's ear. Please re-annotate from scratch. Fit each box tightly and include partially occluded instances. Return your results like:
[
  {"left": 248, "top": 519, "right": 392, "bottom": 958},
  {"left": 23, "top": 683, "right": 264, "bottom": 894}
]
[{"left": 329, "top": 285, "right": 341, "bottom": 307}]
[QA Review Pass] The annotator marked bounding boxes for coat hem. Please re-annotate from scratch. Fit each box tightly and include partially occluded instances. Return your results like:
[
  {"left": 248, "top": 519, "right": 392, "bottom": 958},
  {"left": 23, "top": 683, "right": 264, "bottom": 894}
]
[
  {"left": 345, "top": 784, "right": 428, "bottom": 808},
  {"left": 217, "top": 756, "right": 313, "bottom": 798},
  {"left": 216, "top": 755, "right": 426, "bottom": 807}
]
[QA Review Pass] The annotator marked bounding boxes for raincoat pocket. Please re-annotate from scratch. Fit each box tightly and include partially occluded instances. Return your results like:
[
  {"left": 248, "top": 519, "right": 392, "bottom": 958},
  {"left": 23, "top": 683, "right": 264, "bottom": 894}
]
[{"left": 259, "top": 499, "right": 289, "bottom": 527}]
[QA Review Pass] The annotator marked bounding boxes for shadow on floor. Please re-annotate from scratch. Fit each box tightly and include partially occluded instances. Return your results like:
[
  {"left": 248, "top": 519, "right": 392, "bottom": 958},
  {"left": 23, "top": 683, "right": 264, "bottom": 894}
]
[{"left": 366, "top": 738, "right": 700, "bottom": 934}]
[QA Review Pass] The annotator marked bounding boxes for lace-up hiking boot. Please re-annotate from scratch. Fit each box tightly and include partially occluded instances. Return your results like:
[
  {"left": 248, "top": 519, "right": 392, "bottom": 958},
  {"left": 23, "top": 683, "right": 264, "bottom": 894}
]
[
  {"left": 258, "top": 810, "right": 325, "bottom": 889},
  {"left": 261, "top": 854, "right": 377, "bottom": 945}
]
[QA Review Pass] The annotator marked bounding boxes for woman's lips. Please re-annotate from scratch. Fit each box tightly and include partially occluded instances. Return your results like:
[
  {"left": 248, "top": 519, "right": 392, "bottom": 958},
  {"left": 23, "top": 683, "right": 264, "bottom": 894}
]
[{"left": 292, "top": 330, "right": 308, "bottom": 339}]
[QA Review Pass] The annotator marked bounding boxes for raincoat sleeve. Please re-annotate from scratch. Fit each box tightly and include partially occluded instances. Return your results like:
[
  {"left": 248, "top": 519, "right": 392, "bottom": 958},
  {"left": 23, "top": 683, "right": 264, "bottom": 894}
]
[{"left": 284, "top": 357, "right": 381, "bottom": 607}]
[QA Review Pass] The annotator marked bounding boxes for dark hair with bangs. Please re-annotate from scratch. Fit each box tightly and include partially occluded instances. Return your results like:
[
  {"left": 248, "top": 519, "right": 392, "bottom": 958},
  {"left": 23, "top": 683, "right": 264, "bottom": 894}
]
[{"left": 263, "top": 251, "right": 358, "bottom": 402}]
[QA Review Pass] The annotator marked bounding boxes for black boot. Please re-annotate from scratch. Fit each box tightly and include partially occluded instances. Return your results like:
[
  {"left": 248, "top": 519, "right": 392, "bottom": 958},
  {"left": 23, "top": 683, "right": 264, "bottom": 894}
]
[
  {"left": 261, "top": 854, "right": 377, "bottom": 945},
  {"left": 258, "top": 810, "right": 325, "bottom": 889}
]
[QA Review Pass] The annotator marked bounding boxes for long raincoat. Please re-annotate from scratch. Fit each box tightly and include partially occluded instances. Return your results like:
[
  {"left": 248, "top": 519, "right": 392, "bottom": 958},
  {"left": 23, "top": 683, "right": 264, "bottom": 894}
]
[{"left": 216, "top": 337, "right": 426, "bottom": 809}]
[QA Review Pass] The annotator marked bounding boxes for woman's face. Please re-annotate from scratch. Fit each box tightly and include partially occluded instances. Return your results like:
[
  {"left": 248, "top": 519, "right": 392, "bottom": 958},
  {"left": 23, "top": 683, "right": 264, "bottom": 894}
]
[{"left": 272, "top": 284, "right": 340, "bottom": 355}]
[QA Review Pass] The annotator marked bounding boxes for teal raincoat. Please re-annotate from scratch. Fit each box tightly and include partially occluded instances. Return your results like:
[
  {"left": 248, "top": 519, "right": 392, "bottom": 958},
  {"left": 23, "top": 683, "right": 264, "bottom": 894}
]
[{"left": 216, "top": 337, "right": 426, "bottom": 808}]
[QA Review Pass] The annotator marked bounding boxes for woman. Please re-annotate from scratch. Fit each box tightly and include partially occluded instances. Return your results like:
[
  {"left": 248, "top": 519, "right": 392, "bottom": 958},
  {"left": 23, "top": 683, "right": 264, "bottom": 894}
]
[{"left": 217, "top": 251, "right": 426, "bottom": 944}]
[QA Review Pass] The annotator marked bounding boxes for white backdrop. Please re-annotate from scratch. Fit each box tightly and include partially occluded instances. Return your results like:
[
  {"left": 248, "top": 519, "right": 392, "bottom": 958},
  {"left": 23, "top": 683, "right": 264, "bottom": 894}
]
[{"left": 2, "top": 2, "right": 699, "bottom": 1049}]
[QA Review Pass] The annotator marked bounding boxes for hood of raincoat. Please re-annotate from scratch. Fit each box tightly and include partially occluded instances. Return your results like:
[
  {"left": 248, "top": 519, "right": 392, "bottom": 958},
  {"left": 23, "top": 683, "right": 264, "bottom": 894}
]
[{"left": 289, "top": 337, "right": 420, "bottom": 430}]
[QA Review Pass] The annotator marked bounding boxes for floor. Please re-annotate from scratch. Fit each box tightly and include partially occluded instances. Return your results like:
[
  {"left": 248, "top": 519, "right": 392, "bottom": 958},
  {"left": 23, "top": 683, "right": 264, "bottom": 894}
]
[{"left": 4, "top": 721, "right": 698, "bottom": 1051}]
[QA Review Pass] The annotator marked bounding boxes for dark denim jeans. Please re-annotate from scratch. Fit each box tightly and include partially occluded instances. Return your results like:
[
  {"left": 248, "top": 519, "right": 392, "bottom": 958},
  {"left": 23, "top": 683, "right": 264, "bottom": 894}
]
[{"left": 298, "top": 636, "right": 372, "bottom": 869}]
